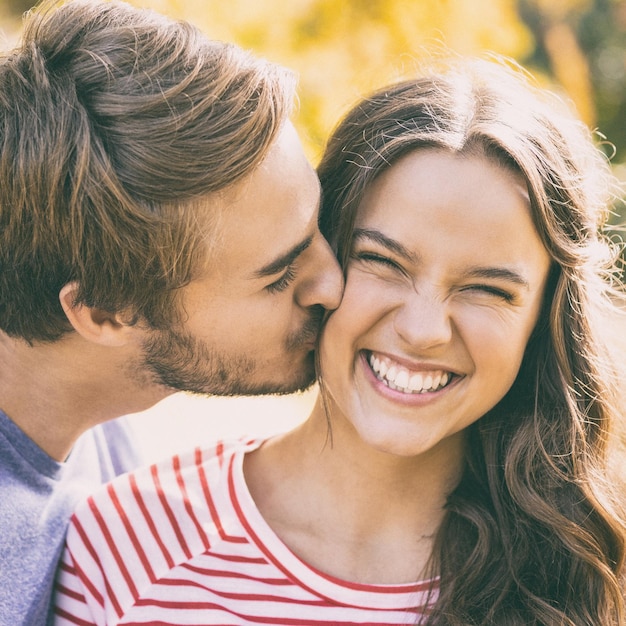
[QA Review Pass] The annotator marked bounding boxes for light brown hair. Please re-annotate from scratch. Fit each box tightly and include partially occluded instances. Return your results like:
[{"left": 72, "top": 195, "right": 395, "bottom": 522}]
[{"left": 0, "top": 0, "right": 296, "bottom": 342}]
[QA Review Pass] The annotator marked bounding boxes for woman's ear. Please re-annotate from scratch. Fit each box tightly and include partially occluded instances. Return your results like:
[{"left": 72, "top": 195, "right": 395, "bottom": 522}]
[{"left": 59, "top": 282, "right": 136, "bottom": 347}]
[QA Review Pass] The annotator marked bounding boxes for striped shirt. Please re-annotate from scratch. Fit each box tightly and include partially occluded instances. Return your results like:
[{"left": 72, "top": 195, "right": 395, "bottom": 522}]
[{"left": 54, "top": 438, "right": 437, "bottom": 625}]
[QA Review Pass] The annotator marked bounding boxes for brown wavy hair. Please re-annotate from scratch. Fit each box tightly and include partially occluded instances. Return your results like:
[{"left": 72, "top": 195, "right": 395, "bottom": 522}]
[
  {"left": 0, "top": 0, "right": 296, "bottom": 343},
  {"left": 318, "top": 56, "right": 626, "bottom": 625}
]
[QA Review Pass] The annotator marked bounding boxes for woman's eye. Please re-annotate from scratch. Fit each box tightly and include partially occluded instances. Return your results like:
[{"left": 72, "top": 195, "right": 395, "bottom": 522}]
[
  {"left": 352, "top": 251, "right": 400, "bottom": 270},
  {"left": 464, "top": 284, "right": 514, "bottom": 302},
  {"left": 266, "top": 265, "right": 297, "bottom": 294}
]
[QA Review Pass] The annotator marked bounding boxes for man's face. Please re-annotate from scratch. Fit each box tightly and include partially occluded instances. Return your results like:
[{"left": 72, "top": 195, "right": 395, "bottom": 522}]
[{"left": 136, "top": 123, "right": 343, "bottom": 396}]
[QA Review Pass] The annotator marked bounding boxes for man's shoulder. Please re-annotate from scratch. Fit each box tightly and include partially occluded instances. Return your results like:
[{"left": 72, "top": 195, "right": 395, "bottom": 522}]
[
  {"left": 90, "top": 416, "right": 143, "bottom": 477},
  {"left": 0, "top": 416, "right": 145, "bottom": 626},
  {"left": 64, "top": 438, "right": 263, "bottom": 594}
]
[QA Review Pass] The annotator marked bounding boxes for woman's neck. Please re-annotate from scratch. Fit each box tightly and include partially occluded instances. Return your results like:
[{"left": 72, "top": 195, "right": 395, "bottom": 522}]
[{"left": 243, "top": 396, "right": 466, "bottom": 584}]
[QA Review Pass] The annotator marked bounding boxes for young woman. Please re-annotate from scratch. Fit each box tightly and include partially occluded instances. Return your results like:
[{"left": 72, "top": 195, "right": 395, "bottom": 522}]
[{"left": 56, "top": 57, "right": 626, "bottom": 625}]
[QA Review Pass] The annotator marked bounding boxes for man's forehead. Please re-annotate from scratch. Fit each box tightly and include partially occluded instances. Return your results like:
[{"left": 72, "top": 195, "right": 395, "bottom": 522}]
[
  {"left": 191, "top": 205, "right": 314, "bottom": 281},
  {"left": 187, "top": 120, "right": 321, "bottom": 281}
]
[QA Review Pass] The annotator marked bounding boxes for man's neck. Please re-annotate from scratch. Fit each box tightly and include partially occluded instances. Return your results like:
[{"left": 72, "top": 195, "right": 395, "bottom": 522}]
[{"left": 0, "top": 331, "right": 170, "bottom": 461}]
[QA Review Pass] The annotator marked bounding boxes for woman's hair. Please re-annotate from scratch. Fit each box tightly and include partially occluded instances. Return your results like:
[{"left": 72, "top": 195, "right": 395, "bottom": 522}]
[
  {"left": 318, "top": 56, "right": 626, "bottom": 624},
  {"left": 0, "top": 0, "right": 295, "bottom": 342}
]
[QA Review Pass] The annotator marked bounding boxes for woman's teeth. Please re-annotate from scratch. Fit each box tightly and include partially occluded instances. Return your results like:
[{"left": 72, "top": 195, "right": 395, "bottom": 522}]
[{"left": 368, "top": 353, "right": 450, "bottom": 394}]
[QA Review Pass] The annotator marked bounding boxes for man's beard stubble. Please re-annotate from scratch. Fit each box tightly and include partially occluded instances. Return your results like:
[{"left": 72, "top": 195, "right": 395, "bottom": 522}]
[{"left": 136, "top": 306, "right": 325, "bottom": 397}]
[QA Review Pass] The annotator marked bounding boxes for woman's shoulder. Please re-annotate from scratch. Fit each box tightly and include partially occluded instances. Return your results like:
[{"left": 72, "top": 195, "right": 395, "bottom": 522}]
[{"left": 80, "top": 437, "right": 264, "bottom": 512}]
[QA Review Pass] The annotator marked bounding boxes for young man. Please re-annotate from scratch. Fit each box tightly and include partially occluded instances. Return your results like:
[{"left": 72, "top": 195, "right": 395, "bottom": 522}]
[{"left": 0, "top": 1, "right": 342, "bottom": 624}]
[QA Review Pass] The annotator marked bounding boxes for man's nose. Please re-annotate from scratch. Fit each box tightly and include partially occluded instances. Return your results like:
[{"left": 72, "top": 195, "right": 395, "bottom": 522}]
[{"left": 296, "top": 235, "right": 344, "bottom": 310}]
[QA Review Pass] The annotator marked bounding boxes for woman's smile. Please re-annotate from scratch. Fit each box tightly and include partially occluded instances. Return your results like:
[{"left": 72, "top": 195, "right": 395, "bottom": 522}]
[{"left": 367, "top": 351, "right": 453, "bottom": 394}]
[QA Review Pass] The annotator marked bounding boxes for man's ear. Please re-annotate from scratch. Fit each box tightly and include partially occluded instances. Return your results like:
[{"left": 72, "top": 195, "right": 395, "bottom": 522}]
[{"left": 59, "top": 282, "right": 137, "bottom": 347}]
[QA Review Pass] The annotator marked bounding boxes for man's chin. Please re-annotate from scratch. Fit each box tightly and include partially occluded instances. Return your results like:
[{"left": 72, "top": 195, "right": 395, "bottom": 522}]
[
  {"left": 232, "top": 350, "right": 318, "bottom": 396},
  {"left": 149, "top": 347, "right": 318, "bottom": 397},
  {"left": 229, "top": 371, "right": 317, "bottom": 397},
  {"left": 166, "top": 369, "right": 317, "bottom": 398}
]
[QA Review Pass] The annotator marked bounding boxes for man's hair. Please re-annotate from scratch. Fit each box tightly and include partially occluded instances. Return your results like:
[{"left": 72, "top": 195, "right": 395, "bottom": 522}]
[{"left": 0, "top": 0, "right": 296, "bottom": 342}]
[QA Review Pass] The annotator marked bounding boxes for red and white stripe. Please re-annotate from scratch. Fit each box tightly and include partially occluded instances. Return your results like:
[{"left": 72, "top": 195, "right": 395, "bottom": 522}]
[{"left": 54, "top": 439, "right": 437, "bottom": 625}]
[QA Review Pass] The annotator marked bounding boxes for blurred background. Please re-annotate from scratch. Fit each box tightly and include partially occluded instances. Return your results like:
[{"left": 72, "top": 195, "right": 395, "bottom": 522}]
[
  {"left": 1, "top": 0, "right": 625, "bottom": 171},
  {"left": 0, "top": 0, "right": 624, "bottom": 460}
]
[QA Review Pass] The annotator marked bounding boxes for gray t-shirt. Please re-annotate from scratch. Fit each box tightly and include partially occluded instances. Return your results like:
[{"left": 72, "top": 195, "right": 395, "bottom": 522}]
[{"left": 0, "top": 409, "right": 141, "bottom": 626}]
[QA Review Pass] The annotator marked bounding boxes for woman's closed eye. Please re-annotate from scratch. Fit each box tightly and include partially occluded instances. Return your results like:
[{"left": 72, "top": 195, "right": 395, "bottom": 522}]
[
  {"left": 352, "top": 251, "right": 403, "bottom": 271},
  {"left": 353, "top": 248, "right": 519, "bottom": 300},
  {"left": 461, "top": 284, "right": 515, "bottom": 302}
]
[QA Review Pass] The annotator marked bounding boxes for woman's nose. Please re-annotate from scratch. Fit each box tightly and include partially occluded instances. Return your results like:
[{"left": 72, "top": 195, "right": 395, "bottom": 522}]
[{"left": 393, "top": 291, "right": 452, "bottom": 351}]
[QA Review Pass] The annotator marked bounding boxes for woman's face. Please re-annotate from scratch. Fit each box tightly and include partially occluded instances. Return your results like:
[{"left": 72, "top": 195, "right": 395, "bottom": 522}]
[{"left": 319, "top": 148, "right": 552, "bottom": 458}]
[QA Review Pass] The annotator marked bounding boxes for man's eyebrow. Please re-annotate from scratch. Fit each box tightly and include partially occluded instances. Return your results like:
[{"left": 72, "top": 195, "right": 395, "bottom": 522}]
[
  {"left": 352, "top": 228, "right": 418, "bottom": 263},
  {"left": 253, "top": 236, "right": 313, "bottom": 278}
]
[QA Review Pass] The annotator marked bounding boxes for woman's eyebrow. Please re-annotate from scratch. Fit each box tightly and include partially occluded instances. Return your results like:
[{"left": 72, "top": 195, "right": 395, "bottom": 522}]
[
  {"left": 465, "top": 266, "right": 530, "bottom": 288},
  {"left": 352, "top": 227, "right": 418, "bottom": 263},
  {"left": 354, "top": 228, "right": 530, "bottom": 288}
]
